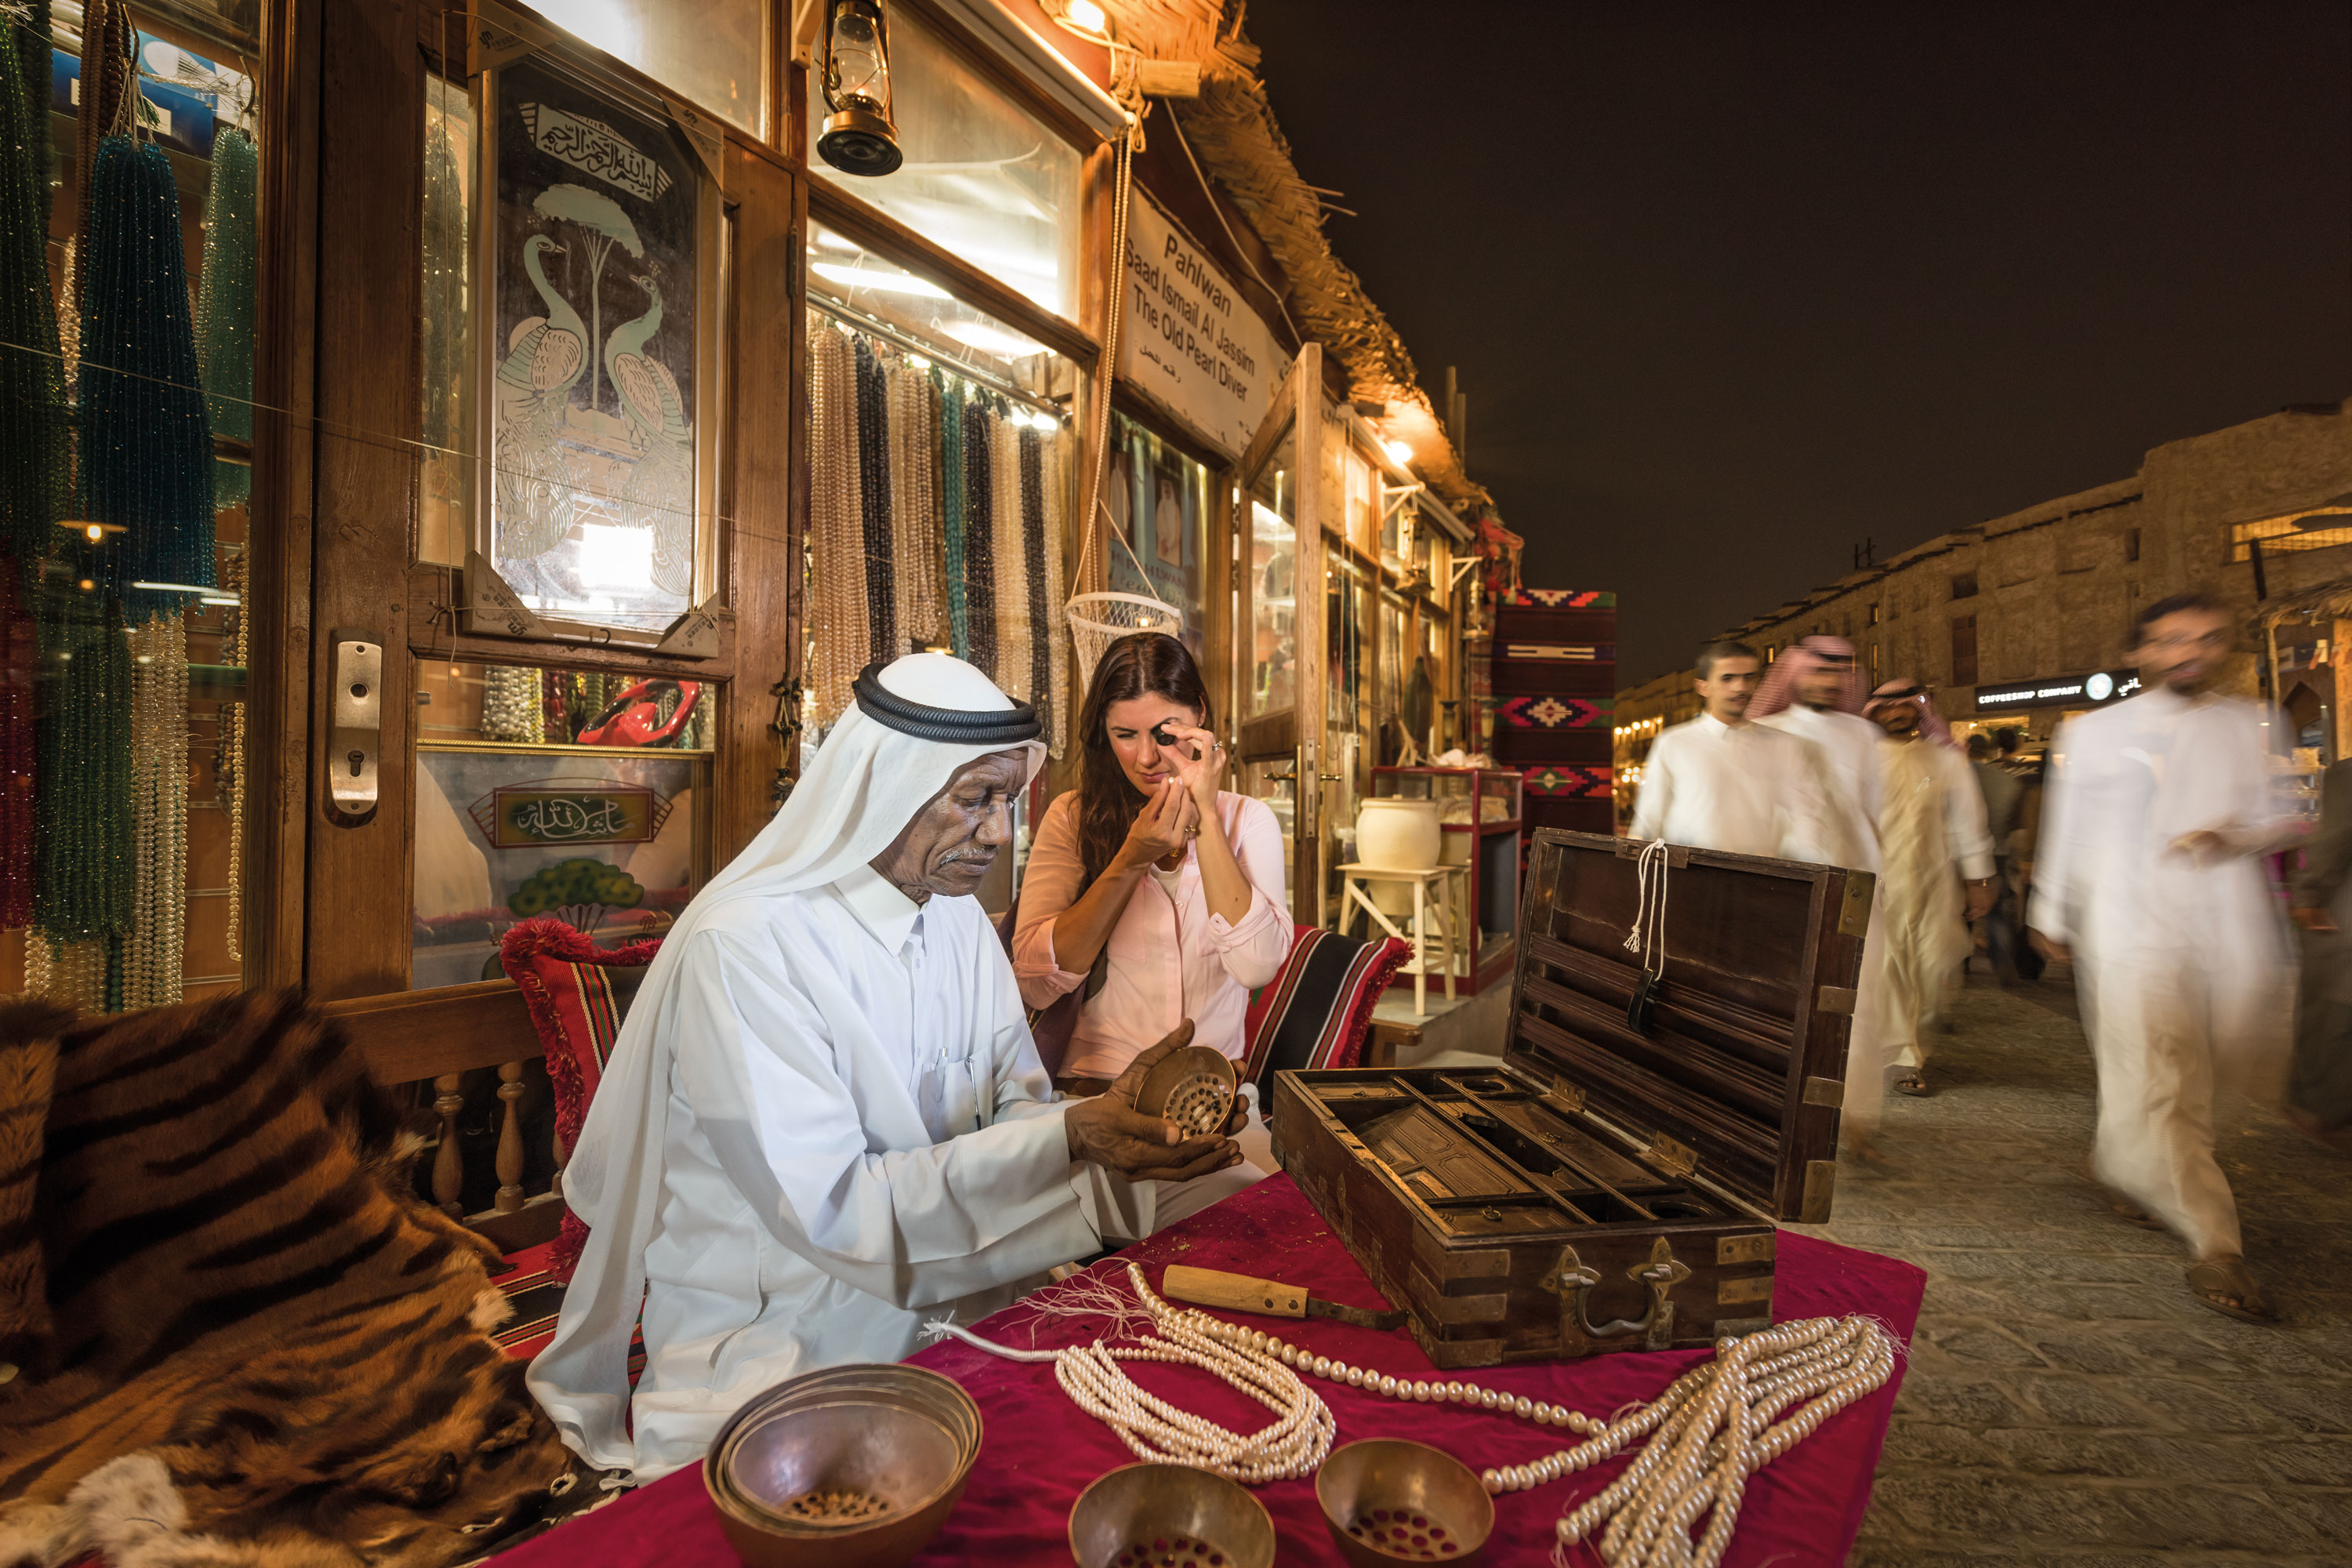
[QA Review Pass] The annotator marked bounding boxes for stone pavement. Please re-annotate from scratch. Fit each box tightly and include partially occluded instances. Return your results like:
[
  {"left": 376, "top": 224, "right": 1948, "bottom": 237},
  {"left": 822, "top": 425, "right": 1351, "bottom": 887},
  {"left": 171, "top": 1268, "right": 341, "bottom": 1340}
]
[{"left": 1788, "top": 975, "right": 2352, "bottom": 1565}]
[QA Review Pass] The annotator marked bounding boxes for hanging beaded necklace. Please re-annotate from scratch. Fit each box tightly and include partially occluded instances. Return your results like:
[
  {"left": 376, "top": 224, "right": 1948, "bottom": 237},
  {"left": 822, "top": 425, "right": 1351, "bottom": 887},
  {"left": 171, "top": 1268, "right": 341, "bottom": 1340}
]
[
  {"left": 220, "top": 550, "right": 248, "bottom": 964},
  {"left": 80, "top": 133, "right": 216, "bottom": 620},
  {"left": 962, "top": 394, "right": 997, "bottom": 677},
  {"left": 989, "top": 399, "right": 1028, "bottom": 699},
  {"left": 124, "top": 615, "right": 187, "bottom": 1008},
  {"left": 939, "top": 1263, "right": 1895, "bottom": 1566},
  {"left": 0, "top": 565, "right": 33, "bottom": 929},
  {"left": 1038, "top": 424, "right": 1070, "bottom": 759},
  {"left": 33, "top": 589, "right": 133, "bottom": 953},
  {"left": 806, "top": 319, "right": 862, "bottom": 728},
  {"left": 197, "top": 126, "right": 259, "bottom": 514},
  {"left": 938, "top": 369, "right": 968, "bottom": 661},
  {"left": 0, "top": 10, "right": 68, "bottom": 571},
  {"left": 1019, "top": 423, "right": 1051, "bottom": 713},
  {"left": 851, "top": 336, "right": 896, "bottom": 668}
]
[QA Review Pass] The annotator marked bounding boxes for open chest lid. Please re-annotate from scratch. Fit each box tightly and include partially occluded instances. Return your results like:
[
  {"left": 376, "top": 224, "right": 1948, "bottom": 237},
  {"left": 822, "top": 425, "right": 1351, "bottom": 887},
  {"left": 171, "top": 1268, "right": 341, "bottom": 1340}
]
[{"left": 1501, "top": 829, "right": 1872, "bottom": 1223}]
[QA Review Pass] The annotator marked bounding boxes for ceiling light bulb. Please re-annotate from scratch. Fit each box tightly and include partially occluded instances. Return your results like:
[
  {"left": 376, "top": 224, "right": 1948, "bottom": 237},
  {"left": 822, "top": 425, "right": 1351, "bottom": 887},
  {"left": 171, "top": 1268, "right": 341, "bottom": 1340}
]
[
  {"left": 1065, "top": 0, "right": 1107, "bottom": 31},
  {"left": 84, "top": 523, "right": 103, "bottom": 542},
  {"left": 1384, "top": 440, "right": 1412, "bottom": 464}
]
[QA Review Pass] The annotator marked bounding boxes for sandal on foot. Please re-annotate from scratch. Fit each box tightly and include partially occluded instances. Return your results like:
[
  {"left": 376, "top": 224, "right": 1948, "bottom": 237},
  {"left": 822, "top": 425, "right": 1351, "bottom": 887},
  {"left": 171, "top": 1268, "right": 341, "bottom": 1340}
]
[
  {"left": 2184, "top": 1256, "right": 2276, "bottom": 1324},
  {"left": 1893, "top": 1073, "right": 1933, "bottom": 1098}
]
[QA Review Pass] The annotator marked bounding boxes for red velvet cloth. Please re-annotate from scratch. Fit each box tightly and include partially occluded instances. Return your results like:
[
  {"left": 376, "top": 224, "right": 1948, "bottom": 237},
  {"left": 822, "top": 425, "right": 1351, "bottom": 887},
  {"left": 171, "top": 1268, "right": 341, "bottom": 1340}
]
[{"left": 495, "top": 1178, "right": 1923, "bottom": 1568}]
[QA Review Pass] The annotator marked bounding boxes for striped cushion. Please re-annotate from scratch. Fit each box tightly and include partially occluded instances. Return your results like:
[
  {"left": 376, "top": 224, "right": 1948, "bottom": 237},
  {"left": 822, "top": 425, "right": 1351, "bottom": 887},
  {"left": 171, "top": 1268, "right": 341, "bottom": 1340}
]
[
  {"left": 499, "top": 917, "right": 662, "bottom": 1282},
  {"left": 1241, "top": 925, "right": 1412, "bottom": 1091},
  {"left": 491, "top": 1239, "right": 646, "bottom": 1381}
]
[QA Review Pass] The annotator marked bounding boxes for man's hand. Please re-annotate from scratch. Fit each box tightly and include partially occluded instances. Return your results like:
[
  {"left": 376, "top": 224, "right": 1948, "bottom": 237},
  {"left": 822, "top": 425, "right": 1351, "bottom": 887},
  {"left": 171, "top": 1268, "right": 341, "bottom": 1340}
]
[
  {"left": 1063, "top": 1020, "right": 1243, "bottom": 1182},
  {"left": 1964, "top": 879, "right": 1996, "bottom": 922},
  {"left": 2292, "top": 906, "right": 2339, "bottom": 934},
  {"left": 2028, "top": 928, "right": 2070, "bottom": 965},
  {"left": 2169, "top": 829, "right": 2232, "bottom": 865}
]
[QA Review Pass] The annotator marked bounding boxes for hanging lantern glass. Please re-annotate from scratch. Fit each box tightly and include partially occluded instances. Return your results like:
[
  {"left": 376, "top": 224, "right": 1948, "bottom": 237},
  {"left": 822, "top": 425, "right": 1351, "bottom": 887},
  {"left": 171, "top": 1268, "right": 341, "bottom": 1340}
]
[{"left": 818, "top": 0, "right": 903, "bottom": 176}]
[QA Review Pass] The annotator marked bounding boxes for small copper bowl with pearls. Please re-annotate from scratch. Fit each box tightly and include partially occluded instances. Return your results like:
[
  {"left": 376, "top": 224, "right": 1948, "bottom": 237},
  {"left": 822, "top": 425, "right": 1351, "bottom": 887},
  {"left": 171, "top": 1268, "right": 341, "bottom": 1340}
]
[
  {"left": 703, "top": 1363, "right": 981, "bottom": 1568},
  {"left": 1067, "top": 1463, "right": 1275, "bottom": 1568},
  {"left": 1316, "top": 1440, "right": 1494, "bottom": 1566},
  {"left": 1134, "top": 1045, "right": 1239, "bottom": 1136}
]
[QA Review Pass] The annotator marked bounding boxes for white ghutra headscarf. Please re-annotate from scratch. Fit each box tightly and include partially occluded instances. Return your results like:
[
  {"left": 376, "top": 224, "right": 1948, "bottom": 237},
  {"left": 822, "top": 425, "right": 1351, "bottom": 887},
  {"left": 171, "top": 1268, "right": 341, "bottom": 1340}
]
[{"left": 528, "top": 654, "right": 1045, "bottom": 1470}]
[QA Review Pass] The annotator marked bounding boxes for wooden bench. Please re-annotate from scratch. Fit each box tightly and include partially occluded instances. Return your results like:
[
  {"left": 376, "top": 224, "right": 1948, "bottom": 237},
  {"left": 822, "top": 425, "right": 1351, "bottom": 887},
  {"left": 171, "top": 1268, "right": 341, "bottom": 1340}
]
[{"left": 325, "top": 979, "right": 568, "bottom": 1256}]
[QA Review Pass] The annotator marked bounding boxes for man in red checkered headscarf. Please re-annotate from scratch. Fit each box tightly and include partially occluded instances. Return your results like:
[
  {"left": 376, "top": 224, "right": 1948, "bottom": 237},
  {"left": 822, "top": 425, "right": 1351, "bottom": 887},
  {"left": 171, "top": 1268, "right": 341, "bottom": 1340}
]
[{"left": 1864, "top": 677, "right": 1995, "bottom": 1105}]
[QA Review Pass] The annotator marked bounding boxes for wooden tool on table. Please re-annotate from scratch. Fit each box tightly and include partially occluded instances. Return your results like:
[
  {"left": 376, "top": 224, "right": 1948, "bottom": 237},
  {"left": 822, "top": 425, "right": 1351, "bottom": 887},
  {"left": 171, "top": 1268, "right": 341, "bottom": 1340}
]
[{"left": 1162, "top": 1265, "right": 1410, "bottom": 1330}]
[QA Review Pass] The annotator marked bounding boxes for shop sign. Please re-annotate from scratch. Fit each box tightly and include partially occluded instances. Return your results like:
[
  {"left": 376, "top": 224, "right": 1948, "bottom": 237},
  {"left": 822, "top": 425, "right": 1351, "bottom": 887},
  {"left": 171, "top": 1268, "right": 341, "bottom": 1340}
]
[
  {"left": 468, "top": 781, "right": 670, "bottom": 848},
  {"left": 1973, "top": 669, "right": 2142, "bottom": 710},
  {"left": 1119, "top": 193, "right": 1293, "bottom": 459}
]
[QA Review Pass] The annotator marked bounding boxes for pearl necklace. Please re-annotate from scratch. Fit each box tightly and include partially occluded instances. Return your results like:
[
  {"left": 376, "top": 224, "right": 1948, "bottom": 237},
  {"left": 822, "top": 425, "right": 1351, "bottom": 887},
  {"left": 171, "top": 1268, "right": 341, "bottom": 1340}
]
[
  {"left": 931, "top": 1261, "right": 1335, "bottom": 1483},
  {"left": 939, "top": 1264, "right": 1893, "bottom": 1563}
]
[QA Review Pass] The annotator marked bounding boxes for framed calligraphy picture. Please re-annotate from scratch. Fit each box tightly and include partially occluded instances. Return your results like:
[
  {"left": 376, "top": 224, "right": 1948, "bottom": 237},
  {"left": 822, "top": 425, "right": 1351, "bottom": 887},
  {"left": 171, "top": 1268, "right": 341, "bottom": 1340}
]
[
  {"left": 412, "top": 742, "right": 710, "bottom": 989},
  {"left": 476, "top": 51, "right": 720, "bottom": 641}
]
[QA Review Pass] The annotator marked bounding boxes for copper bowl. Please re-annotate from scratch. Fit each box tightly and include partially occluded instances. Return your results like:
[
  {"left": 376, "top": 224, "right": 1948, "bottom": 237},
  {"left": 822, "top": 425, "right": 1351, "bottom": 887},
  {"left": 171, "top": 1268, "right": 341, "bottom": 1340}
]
[
  {"left": 1315, "top": 1440, "right": 1494, "bottom": 1566},
  {"left": 1134, "top": 1044, "right": 1239, "bottom": 1135},
  {"left": 1067, "top": 1464, "right": 1276, "bottom": 1568},
  {"left": 704, "top": 1364, "right": 981, "bottom": 1568}
]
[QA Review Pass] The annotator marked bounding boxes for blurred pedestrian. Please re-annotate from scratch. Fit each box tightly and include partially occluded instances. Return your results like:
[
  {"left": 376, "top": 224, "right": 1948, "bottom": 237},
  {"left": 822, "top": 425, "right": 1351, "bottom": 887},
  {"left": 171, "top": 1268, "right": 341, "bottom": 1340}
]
[
  {"left": 1968, "top": 731, "right": 2025, "bottom": 981},
  {"left": 2028, "top": 592, "right": 2296, "bottom": 1323},
  {"left": 2288, "top": 758, "right": 2352, "bottom": 1142},
  {"left": 1631, "top": 641, "right": 1834, "bottom": 861},
  {"left": 1864, "top": 680, "right": 1995, "bottom": 1097},
  {"left": 1752, "top": 636, "right": 1893, "bottom": 1158}
]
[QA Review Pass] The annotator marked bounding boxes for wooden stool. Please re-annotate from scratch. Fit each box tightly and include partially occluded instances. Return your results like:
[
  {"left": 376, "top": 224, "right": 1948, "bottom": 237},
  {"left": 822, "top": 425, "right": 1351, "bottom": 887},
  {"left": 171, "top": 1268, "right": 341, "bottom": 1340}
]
[{"left": 1337, "top": 863, "right": 1467, "bottom": 1016}]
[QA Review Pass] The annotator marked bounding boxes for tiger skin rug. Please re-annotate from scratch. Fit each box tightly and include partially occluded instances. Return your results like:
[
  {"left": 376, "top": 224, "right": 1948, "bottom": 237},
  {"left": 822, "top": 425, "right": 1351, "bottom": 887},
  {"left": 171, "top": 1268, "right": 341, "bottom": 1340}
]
[{"left": 0, "top": 990, "right": 584, "bottom": 1568}]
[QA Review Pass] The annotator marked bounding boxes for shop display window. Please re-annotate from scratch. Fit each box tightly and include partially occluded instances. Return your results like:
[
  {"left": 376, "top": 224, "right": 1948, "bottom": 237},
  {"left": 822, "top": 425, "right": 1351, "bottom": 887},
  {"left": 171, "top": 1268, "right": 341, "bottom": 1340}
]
[
  {"left": 804, "top": 5, "right": 1082, "bottom": 321},
  {"left": 1323, "top": 552, "right": 1373, "bottom": 920},
  {"left": 1105, "top": 413, "right": 1210, "bottom": 656},
  {"left": 799, "top": 235, "right": 1083, "bottom": 747},
  {"left": 411, "top": 659, "right": 713, "bottom": 989},
  {"left": 532, "top": 0, "right": 770, "bottom": 137},
  {"left": 1244, "top": 435, "right": 1298, "bottom": 720},
  {"left": 5, "top": 6, "right": 262, "bottom": 1007}
]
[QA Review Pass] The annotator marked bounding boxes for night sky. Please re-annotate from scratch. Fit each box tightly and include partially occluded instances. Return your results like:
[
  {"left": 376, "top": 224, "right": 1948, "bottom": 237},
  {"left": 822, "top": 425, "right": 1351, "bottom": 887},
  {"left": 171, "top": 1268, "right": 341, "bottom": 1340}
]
[{"left": 1244, "top": 2, "right": 2352, "bottom": 682}]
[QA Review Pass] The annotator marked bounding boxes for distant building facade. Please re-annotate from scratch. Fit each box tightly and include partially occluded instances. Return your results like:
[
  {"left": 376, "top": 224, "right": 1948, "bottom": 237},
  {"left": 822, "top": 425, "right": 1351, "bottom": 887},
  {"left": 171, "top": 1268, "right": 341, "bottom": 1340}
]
[{"left": 1615, "top": 399, "right": 2352, "bottom": 815}]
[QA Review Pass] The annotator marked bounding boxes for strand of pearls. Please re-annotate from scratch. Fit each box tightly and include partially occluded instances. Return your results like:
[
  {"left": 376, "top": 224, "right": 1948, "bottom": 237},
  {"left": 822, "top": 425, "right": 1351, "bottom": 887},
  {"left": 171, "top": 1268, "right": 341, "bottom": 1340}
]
[
  {"left": 930, "top": 1262, "right": 1334, "bottom": 1484},
  {"left": 1141, "top": 1269, "right": 1894, "bottom": 1568}
]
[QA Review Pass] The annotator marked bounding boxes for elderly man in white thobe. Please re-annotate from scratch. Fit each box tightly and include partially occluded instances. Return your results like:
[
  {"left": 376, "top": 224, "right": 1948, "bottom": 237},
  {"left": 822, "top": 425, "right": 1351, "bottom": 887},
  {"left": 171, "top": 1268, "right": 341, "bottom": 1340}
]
[
  {"left": 1632, "top": 640, "right": 1835, "bottom": 862},
  {"left": 529, "top": 654, "right": 1258, "bottom": 1480},
  {"left": 2030, "top": 593, "right": 2296, "bottom": 1324},
  {"left": 1750, "top": 636, "right": 1896, "bottom": 1158}
]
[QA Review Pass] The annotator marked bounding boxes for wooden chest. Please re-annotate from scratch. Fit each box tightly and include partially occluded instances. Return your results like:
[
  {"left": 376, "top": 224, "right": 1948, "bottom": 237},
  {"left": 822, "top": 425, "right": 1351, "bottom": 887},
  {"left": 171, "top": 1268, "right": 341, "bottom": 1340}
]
[{"left": 1269, "top": 829, "right": 1871, "bottom": 1368}]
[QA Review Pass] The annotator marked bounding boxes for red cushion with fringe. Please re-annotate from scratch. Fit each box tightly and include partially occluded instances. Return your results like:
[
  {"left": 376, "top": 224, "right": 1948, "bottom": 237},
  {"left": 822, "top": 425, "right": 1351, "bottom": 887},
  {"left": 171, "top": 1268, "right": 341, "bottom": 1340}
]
[
  {"left": 1240, "top": 925, "right": 1411, "bottom": 1092},
  {"left": 499, "top": 917, "right": 662, "bottom": 1283}
]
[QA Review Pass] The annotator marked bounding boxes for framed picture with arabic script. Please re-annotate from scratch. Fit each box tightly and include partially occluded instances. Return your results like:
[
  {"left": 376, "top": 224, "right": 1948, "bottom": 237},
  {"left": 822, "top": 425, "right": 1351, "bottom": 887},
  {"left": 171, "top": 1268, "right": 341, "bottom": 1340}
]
[
  {"left": 474, "top": 51, "right": 722, "bottom": 641},
  {"left": 411, "top": 740, "right": 711, "bottom": 990}
]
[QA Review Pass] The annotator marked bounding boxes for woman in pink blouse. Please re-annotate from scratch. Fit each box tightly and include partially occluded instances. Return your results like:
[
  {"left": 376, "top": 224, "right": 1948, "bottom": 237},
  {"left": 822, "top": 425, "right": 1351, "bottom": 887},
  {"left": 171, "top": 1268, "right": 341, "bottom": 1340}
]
[{"left": 1014, "top": 633, "right": 1294, "bottom": 1095}]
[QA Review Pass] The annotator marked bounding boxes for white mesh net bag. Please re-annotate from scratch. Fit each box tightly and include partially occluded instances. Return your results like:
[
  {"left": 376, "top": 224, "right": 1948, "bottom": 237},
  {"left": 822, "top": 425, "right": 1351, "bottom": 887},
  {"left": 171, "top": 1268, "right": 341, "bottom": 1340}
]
[{"left": 1066, "top": 589, "right": 1184, "bottom": 692}]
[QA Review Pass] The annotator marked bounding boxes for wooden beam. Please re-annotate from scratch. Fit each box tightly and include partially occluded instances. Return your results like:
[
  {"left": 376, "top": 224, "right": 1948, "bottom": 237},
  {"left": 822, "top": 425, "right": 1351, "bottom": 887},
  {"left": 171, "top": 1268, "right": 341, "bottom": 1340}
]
[
  {"left": 325, "top": 978, "right": 543, "bottom": 1083},
  {"left": 404, "top": 564, "right": 740, "bottom": 680},
  {"left": 306, "top": 0, "right": 423, "bottom": 1000}
]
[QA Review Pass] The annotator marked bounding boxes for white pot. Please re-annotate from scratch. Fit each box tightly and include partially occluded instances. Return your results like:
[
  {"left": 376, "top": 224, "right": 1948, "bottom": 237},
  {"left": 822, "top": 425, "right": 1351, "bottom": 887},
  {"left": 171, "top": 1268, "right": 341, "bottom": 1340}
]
[{"left": 1356, "top": 798, "right": 1442, "bottom": 873}]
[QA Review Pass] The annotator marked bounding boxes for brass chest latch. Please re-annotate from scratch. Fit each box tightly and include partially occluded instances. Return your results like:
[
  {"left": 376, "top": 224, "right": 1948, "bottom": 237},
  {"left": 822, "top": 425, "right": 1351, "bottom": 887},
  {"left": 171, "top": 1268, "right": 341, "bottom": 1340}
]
[{"left": 1540, "top": 1236, "right": 1693, "bottom": 1352}]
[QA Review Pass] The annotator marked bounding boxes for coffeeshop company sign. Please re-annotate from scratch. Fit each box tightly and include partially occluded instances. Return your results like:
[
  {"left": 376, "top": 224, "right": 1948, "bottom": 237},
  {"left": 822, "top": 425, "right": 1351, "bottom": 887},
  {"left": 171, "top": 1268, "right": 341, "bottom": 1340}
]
[
  {"left": 1119, "top": 194, "right": 1293, "bottom": 459},
  {"left": 1973, "top": 669, "right": 2143, "bottom": 711}
]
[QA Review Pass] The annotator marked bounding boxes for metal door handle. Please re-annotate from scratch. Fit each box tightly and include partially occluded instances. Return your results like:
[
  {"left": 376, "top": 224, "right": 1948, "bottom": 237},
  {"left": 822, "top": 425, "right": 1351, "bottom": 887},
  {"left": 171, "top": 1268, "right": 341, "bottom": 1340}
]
[{"left": 328, "top": 633, "right": 383, "bottom": 818}]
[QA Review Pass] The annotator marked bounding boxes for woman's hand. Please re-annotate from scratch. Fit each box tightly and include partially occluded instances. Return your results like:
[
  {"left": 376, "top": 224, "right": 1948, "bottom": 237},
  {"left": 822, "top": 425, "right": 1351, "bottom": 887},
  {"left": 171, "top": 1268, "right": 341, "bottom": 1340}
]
[
  {"left": 1161, "top": 723, "right": 1228, "bottom": 815},
  {"left": 1116, "top": 779, "right": 1200, "bottom": 872}
]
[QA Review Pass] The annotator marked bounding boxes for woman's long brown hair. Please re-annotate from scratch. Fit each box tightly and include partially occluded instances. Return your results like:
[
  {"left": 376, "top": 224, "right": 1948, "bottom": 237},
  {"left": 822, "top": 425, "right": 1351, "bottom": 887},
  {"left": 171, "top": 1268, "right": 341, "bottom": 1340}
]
[{"left": 1076, "top": 633, "right": 1214, "bottom": 889}]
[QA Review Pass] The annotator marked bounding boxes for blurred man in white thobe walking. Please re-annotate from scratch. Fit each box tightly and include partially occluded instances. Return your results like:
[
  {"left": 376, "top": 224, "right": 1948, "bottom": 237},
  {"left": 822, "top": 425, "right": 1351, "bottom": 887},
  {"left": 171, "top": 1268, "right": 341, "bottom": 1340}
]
[
  {"left": 1751, "top": 637, "right": 1895, "bottom": 1156},
  {"left": 2030, "top": 593, "right": 2295, "bottom": 1323}
]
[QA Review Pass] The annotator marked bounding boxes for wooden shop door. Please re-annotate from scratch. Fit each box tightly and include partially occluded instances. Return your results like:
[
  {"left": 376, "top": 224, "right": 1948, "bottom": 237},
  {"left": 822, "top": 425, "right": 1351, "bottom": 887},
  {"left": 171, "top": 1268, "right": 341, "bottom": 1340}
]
[{"left": 296, "top": 0, "right": 803, "bottom": 1004}]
